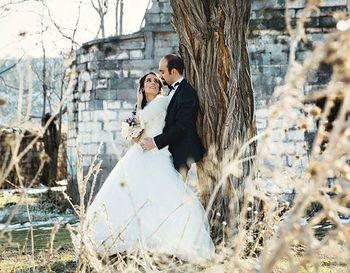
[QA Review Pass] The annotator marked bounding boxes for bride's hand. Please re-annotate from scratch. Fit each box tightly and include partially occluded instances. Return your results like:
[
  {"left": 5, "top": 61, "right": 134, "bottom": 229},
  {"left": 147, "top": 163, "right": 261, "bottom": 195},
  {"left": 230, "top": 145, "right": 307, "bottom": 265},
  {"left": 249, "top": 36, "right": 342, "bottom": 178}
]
[{"left": 132, "top": 135, "right": 141, "bottom": 143}]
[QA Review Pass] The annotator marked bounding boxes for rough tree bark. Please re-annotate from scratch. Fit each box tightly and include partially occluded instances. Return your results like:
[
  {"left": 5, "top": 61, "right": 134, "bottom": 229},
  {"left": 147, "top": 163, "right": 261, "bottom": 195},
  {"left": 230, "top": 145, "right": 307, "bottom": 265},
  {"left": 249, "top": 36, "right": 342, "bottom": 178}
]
[{"left": 170, "top": 0, "right": 256, "bottom": 243}]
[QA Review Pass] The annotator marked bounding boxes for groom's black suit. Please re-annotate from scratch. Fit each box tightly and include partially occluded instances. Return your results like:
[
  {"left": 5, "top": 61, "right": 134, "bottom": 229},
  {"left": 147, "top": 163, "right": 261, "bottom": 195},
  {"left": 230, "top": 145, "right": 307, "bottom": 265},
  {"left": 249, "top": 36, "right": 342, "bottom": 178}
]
[{"left": 154, "top": 79, "right": 206, "bottom": 172}]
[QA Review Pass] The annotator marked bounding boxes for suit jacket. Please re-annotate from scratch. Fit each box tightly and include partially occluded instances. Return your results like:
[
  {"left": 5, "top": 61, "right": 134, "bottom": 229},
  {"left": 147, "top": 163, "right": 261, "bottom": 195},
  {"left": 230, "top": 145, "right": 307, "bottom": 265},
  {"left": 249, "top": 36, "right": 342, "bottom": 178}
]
[{"left": 154, "top": 79, "right": 206, "bottom": 171}]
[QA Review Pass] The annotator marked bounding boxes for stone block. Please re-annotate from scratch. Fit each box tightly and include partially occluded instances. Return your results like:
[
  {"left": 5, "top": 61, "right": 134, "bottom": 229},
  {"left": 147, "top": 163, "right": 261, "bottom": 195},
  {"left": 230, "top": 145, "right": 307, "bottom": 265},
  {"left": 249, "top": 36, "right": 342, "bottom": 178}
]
[
  {"left": 88, "top": 100, "right": 104, "bottom": 111},
  {"left": 82, "top": 155, "right": 92, "bottom": 166},
  {"left": 81, "top": 111, "right": 91, "bottom": 122},
  {"left": 89, "top": 71, "right": 99, "bottom": 80},
  {"left": 95, "top": 90, "right": 118, "bottom": 100},
  {"left": 92, "top": 50, "right": 106, "bottom": 61},
  {"left": 118, "top": 39, "right": 145, "bottom": 50},
  {"left": 99, "top": 154, "right": 117, "bottom": 168},
  {"left": 78, "top": 122, "right": 86, "bottom": 132},
  {"left": 122, "top": 101, "right": 136, "bottom": 109},
  {"left": 91, "top": 110, "right": 118, "bottom": 122},
  {"left": 85, "top": 79, "right": 93, "bottom": 92},
  {"left": 154, "top": 38, "right": 178, "bottom": 49},
  {"left": 78, "top": 102, "right": 86, "bottom": 111},
  {"left": 144, "top": 31, "right": 154, "bottom": 59},
  {"left": 129, "top": 69, "right": 145, "bottom": 78},
  {"left": 154, "top": 47, "right": 177, "bottom": 58},
  {"left": 118, "top": 110, "right": 133, "bottom": 121},
  {"left": 256, "top": 108, "right": 270, "bottom": 119},
  {"left": 286, "top": 0, "right": 306, "bottom": 9},
  {"left": 87, "top": 61, "right": 98, "bottom": 72},
  {"left": 98, "top": 70, "right": 112, "bottom": 78},
  {"left": 103, "top": 121, "right": 121, "bottom": 132},
  {"left": 78, "top": 132, "right": 91, "bottom": 144},
  {"left": 319, "top": 16, "right": 336, "bottom": 28},
  {"left": 119, "top": 59, "right": 155, "bottom": 70},
  {"left": 256, "top": 118, "right": 267, "bottom": 130},
  {"left": 269, "top": 129, "right": 288, "bottom": 142},
  {"left": 87, "top": 143, "right": 101, "bottom": 156},
  {"left": 80, "top": 92, "right": 91, "bottom": 102},
  {"left": 76, "top": 63, "right": 86, "bottom": 73},
  {"left": 116, "top": 51, "right": 129, "bottom": 60},
  {"left": 103, "top": 100, "right": 121, "bottom": 110},
  {"left": 104, "top": 142, "right": 123, "bottom": 156},
  {"left": 251, "top": 0, "right": 282, "bottom": 11},
  {"left": 294, "top": 141, "right": 308, "bottom": 155},
  {"left": 160, "top": 13, "right": 171, "bottom": 23},
  {"left": 79, "top": 52, "right": 95, "bottom": 63},
  {"left": 145, "top": 13, "right": 161, "bottom": 24},
  {"left": 286, "top": 154, "right": 298, "bottom": 168},
  {"left": 97, "top": 60, "right": 120, "bottom": 70},
  {"left": 90, "top": 130, "right": 112, "bottom": 143},
  {"left": 95, "top": 79, "right": 108, "bottom": 89},
  {"left": 110, "top": 78, "right": 137, "bottom": 89},
  {"left": 130, "top": 50, "right": 144, "bottom": 59},
  {"left": 249, "top": 17, "right": 287, "bottom": 31},
  {"left": 117, "top": 89, "right": 137, "bottom": 100},
  {"left": 85, "top": 121, "right": 103, "bottom": 131},
  {"left": 269, "top": 142, "right": 295, "bottom": 155},
  {"left": 287, "top": 130, "right": 305, "bottom": 141}
]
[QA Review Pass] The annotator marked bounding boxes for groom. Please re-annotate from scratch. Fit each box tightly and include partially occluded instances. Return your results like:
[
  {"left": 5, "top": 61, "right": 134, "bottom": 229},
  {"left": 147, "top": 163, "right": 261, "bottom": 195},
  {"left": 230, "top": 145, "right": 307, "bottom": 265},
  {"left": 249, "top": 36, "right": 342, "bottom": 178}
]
[{"left": 141, "top": 54, "right": 206, "bottom": 179}]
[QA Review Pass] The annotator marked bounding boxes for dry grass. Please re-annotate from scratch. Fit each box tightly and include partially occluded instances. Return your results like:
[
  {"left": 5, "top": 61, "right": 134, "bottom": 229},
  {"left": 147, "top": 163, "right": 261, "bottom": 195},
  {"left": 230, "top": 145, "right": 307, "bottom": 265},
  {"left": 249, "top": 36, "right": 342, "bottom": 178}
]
[{"left": 1, "top": 0, "right": 350, "bottom": 272}]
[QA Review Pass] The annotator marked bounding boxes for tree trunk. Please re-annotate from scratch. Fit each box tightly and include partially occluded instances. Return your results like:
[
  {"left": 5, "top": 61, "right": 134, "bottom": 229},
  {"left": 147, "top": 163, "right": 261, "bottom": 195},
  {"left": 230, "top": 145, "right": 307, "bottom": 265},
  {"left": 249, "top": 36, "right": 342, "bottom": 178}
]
[
  {"left": 101, "top": 14, "right": 105, "bottom": 38},
  {"left": 115, "top": 0, "right": 120, "bottom": 35},
  {"left": 170, "top": 0, "right": 256, "bottom": 243},
  {"left": 41, "top": 38, "right": 47, "bottom": 122}
]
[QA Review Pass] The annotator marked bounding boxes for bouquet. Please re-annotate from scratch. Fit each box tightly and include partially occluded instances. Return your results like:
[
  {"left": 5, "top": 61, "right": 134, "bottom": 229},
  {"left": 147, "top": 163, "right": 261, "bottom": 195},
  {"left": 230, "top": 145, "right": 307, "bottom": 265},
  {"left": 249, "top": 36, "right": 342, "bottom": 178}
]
[{"left": 121, "top": 116, "right": 143, "bottom": 140}]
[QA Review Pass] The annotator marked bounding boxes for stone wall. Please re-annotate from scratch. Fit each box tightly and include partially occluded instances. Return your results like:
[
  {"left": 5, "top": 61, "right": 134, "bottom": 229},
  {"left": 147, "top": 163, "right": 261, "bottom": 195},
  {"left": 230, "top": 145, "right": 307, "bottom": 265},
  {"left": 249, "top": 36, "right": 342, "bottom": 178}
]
[
  {"left": 250, "top": 0, "right": 347, "bottom": 180},
  {"left": 67, "top": 0, "right": 348, "bottom": 193},
  {"left": 66, "top": 0, "right": 178, "bottom": 191}
]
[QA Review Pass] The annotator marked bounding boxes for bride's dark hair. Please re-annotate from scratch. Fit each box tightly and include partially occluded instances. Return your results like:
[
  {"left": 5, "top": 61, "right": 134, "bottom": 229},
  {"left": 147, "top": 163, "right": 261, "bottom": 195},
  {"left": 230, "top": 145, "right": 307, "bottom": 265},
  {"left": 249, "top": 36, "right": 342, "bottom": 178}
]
[{"left": 136, "top": 72, "right": 164, "bottom": 111}]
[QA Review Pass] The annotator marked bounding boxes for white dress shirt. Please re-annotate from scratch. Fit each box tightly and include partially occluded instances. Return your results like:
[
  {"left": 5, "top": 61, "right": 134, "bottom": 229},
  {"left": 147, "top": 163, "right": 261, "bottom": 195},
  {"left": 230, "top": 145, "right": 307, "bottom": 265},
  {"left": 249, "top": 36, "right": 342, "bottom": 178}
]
[{"left": 168, "top": 77, "right": 184, "bottom": 102}]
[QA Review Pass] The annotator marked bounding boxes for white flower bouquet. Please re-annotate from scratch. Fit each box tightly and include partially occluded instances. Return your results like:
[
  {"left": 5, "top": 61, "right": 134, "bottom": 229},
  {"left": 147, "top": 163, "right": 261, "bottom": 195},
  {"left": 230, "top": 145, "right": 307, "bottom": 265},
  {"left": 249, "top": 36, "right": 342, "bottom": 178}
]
[{"left": 121, "top": 116, "right": 143, "bottom": 140}]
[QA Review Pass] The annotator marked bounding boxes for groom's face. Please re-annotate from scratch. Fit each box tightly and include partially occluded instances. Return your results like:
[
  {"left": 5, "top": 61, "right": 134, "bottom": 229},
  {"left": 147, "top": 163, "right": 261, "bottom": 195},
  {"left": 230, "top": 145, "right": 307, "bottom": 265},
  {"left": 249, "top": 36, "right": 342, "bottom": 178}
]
[{"left": 159, "top": 58, "right": 174, "bottom": 86}]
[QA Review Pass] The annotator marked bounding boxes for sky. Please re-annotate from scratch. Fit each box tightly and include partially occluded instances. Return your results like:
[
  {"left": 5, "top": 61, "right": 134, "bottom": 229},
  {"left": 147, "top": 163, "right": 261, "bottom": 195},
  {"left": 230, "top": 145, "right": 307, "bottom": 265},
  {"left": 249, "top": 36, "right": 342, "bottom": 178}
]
[{"left": 0, "top": 0, "right": 151, "bottom": 58}]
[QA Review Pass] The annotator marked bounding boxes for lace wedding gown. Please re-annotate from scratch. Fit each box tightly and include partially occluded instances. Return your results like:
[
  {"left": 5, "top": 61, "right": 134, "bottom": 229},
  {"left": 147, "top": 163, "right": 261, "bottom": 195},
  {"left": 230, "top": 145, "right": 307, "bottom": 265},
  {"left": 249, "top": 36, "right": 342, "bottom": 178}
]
[{"left": 82, "top": 95, "right": 215, "bottom": 261}]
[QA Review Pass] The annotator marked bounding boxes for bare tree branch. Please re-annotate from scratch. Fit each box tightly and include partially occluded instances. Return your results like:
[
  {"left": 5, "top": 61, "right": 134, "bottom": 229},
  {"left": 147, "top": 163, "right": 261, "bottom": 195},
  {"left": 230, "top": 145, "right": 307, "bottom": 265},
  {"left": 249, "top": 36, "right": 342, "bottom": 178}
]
[
  {"left": 41, "top": 1, "right": 81, "bottom": 47},
  {"left": 70, "top": 1, "right": 82, "bottom": 52},
  {"left": 91, "top": 0, "right": 109, "bottom": 38},
  {"left": 0, "top": 76, "right": 28, "bottom": 92},
  {"left": 0, "top": 55, "right": 24, "bottom": 76},
  {"left": 115, "top": 0, "right": 120, "bottom": 35}
]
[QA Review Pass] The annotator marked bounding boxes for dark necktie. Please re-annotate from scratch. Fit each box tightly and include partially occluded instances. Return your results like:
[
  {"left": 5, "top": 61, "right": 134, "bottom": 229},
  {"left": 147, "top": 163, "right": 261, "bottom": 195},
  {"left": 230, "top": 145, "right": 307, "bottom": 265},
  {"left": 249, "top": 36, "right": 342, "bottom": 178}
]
[{"left": 168, "top": 82, "right": 180, "bottom": 91}]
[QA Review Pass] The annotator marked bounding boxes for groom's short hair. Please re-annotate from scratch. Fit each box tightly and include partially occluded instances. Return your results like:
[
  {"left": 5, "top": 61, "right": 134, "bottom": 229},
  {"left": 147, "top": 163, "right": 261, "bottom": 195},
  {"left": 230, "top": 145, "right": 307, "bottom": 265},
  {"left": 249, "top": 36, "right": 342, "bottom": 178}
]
[{"left": 164, "top": 54, "right": 184, "bottom": 75}]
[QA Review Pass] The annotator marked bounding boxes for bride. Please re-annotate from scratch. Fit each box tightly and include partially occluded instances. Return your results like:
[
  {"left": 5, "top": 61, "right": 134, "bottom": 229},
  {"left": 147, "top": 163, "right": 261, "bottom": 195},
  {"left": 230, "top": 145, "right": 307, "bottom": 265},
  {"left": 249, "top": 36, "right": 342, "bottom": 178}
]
[{"left": 81, "top": 72, "right": 215, "bottom": 262}]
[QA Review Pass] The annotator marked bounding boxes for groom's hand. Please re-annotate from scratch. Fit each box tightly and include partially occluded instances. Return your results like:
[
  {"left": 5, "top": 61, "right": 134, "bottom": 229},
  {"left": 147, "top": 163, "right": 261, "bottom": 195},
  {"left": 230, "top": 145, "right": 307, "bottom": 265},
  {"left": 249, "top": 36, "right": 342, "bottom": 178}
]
[{"left": 141, "top": 137, "right": 156, "bottom": 151}]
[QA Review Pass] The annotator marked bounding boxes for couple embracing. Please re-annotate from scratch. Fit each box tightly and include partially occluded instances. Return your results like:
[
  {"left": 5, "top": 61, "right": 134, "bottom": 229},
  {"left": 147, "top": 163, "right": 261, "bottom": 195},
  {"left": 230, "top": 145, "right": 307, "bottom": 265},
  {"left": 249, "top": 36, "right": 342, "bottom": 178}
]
[{"left": 81, "top": 54, "right": 215, "bottom": 262}]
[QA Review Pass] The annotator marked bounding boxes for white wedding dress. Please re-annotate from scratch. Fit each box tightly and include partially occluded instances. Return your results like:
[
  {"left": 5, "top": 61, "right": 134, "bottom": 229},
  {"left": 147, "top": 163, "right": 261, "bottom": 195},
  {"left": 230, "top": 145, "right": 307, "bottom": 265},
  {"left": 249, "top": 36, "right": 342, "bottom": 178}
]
[{"left": 82, "top": 95, "right": 215, "bottom": 261}]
